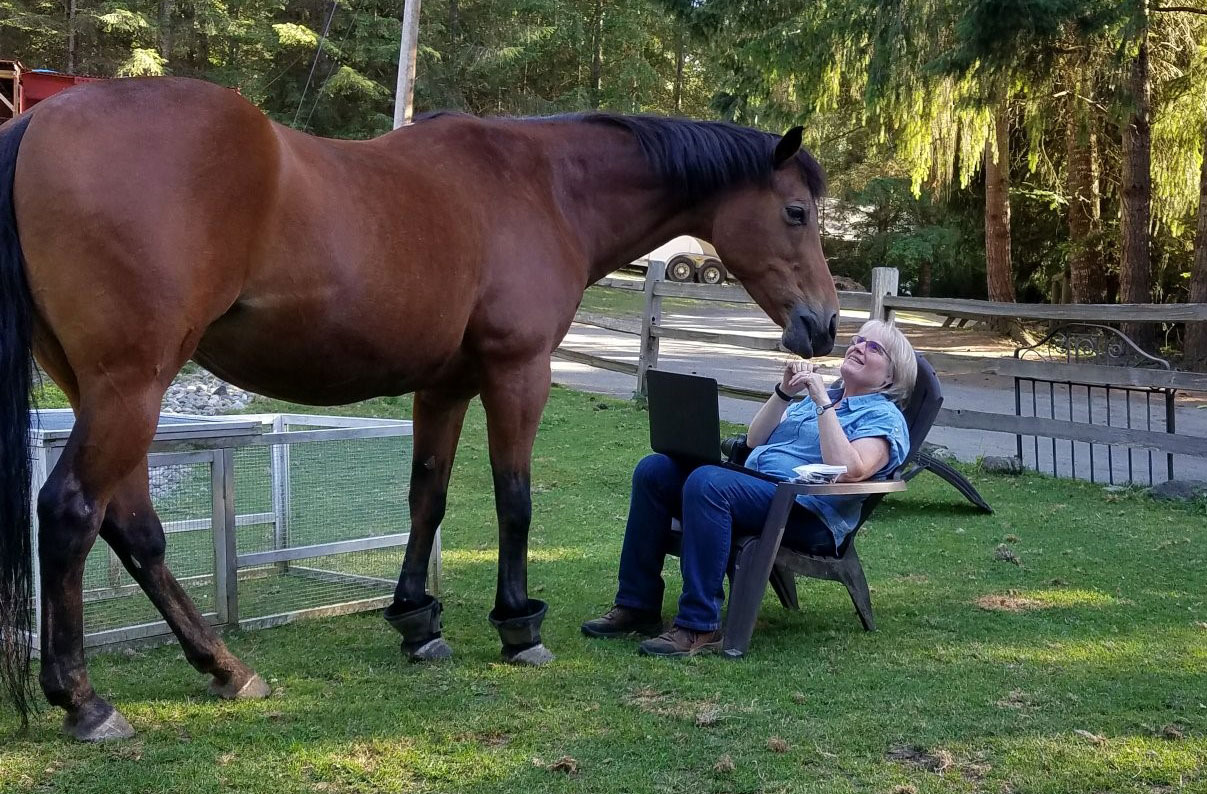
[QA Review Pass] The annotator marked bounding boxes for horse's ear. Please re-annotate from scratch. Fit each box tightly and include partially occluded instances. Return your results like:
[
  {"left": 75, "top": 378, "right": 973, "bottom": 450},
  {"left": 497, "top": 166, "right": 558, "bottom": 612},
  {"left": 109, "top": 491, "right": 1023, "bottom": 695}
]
[{"left": 773, "top": 126, "right": 804, "bottom": 168}]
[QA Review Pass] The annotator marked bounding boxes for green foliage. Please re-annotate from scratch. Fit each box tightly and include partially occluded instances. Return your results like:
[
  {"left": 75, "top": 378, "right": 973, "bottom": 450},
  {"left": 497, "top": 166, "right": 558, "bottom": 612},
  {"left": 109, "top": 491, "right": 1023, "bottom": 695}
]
[{"left": 832, "top": 178, "right": 987, "bottom": 298}]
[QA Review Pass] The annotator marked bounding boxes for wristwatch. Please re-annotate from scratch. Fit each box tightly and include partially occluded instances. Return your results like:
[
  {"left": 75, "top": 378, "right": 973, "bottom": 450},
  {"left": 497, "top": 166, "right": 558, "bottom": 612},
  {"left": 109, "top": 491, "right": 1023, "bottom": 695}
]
[{"left": 816, "top": 401, "right": 835, "bottom": 417}]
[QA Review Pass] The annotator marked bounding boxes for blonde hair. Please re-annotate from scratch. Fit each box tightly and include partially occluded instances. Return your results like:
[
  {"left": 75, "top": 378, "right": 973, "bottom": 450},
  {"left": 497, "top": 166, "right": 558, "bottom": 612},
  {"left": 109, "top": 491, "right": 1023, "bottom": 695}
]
[{"left": 858, "top": 319, "right": 916, "bottom": 405}]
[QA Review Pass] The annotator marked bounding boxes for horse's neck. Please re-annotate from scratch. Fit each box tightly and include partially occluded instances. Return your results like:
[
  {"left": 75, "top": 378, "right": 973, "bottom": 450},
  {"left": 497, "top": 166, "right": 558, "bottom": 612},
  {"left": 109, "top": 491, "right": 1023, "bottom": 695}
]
[{"left": 537, "top": 124, "right": 715, "bottom": 284}]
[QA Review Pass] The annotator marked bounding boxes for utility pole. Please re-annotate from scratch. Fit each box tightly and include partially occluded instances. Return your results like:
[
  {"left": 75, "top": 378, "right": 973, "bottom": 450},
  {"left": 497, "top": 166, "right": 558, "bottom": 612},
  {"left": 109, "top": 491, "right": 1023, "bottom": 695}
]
[{"left": 393, "top": 0, "right": 421, "bottom": 128}]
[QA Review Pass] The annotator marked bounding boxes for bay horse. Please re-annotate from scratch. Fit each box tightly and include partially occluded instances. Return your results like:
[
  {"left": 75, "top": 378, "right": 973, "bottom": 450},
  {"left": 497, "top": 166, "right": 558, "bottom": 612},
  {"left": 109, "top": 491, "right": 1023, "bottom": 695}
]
[{"left": 0, "top": 77, "right": 836, "bottom": 741}]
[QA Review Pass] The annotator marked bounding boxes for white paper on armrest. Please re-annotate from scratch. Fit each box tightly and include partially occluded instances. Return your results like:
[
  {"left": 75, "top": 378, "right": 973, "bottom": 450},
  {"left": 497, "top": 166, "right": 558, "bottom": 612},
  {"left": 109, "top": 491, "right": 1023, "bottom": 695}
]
[{"left": 791, "top": 463, "right": 847, "bottom": 483}]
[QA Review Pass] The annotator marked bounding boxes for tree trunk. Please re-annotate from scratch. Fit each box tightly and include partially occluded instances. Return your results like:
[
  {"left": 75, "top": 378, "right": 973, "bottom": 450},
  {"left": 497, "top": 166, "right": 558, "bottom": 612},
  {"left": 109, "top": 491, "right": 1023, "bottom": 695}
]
[
  {"left": 1186, "top": 119, "right": 1207, "bottom": 371},
  {"left": 158, "top": 0, "right": 173, "bottom": 60},
  {"left": 589, "top": 0, "right": 604, "bottom": 109},
  {"left": 1121, "top": 15, "right": 1156, "bottom": 350},
  {"left": 672, "top": 29, "right": 685, "bottom": 114},
  {"left": 984, "top": 95, "right": 1015, "bottom": 303},
  {"left": 449, "top": 0, "right": 459, "bottom": 40},
  {"left": 918, "top": 260, "right": 933, "bottom": 297},
  {"left": 66, "top": 0, "right": 77, "bottom": 74},
  {"left": 1066, "top": 61, "right": 1103, "bottom": 303}
]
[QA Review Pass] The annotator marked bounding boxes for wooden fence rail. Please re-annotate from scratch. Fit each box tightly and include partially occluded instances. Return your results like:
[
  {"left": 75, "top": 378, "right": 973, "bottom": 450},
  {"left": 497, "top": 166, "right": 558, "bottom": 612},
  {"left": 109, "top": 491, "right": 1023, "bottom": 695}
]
[{"left": 554, "top": 266, "right": 1207, "bottom": 469}]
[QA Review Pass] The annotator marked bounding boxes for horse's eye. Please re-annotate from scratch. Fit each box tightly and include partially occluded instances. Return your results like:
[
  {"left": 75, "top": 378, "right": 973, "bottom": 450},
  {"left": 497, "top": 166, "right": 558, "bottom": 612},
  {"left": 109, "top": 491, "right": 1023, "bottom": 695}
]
[{"left": 784, "top": 205, "right": 808, "bottom": 226}]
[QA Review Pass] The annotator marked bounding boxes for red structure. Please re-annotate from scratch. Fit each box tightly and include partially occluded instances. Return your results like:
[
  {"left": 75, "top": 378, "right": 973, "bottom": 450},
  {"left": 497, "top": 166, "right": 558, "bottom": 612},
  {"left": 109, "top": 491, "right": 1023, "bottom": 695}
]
[{"left": 1, "top": 59, "right": 105, "bottom": 122}]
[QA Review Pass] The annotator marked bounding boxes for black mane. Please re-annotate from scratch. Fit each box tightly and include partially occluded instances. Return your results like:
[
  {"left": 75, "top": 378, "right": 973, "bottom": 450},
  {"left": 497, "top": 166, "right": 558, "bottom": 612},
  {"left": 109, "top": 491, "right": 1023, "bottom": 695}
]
[
  {"left": 413, "top": 110, "right": 826, "bottom": 201},
  {"left": 577, "top": 113, "right": 826, "bottom": 201}
]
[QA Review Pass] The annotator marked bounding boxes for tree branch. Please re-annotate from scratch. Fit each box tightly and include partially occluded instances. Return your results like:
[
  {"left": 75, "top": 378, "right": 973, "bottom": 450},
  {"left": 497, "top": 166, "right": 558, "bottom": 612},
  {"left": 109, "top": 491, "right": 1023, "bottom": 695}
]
[{"left": 1152, "top": 5, "right": 1207, "bottom": 15}]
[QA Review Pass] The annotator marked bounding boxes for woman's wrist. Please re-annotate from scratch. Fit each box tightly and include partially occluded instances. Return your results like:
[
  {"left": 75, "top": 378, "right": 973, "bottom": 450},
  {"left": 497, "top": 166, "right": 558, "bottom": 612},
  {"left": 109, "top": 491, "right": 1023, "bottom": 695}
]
[{"left": 773, "top": 383, "right": 792, "bottom": 402}]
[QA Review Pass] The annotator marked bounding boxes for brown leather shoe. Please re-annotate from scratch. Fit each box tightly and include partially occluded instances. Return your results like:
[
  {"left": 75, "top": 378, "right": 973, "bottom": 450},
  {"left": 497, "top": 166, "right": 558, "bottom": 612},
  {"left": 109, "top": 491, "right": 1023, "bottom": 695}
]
[
  {"left": 637, "top": 625, "right": 723, "bottom": 657},
  {"left": 581, "top": 606, "right": 663, "bottom": 638}
]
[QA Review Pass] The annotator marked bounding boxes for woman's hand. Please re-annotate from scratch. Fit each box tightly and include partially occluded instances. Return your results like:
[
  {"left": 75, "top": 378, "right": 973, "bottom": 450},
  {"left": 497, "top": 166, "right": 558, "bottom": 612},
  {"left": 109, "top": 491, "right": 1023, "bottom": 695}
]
[{"left": 781, "top": 361, "right": 829, "bottom": 405}]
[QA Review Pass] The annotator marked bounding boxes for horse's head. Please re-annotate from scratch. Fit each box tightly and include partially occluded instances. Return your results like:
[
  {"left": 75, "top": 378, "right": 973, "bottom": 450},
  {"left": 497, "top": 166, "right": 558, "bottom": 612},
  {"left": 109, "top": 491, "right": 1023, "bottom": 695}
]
[{"left": 709, "top": 127, "right": 837, "bottom": 358}]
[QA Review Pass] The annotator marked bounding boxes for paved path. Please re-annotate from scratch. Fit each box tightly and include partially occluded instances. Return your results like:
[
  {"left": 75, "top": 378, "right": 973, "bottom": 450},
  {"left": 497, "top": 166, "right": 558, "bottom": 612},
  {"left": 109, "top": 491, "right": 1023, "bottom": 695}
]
[{"left": 551, "top": 303, "right": 1207, "bottom": 485}]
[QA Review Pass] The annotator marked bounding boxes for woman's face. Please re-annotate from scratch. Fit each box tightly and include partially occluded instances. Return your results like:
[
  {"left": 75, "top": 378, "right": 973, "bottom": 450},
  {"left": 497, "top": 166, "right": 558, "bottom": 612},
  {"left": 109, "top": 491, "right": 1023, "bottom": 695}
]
[{"left": 839, "top": 328, "right": 894, "bottom": 394}]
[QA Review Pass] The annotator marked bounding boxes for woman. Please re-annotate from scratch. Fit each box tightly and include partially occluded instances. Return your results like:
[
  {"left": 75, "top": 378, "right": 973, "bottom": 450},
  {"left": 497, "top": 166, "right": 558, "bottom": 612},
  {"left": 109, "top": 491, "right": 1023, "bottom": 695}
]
[{"left": 582, "top": 319, "right": 917, "bottom": 657}]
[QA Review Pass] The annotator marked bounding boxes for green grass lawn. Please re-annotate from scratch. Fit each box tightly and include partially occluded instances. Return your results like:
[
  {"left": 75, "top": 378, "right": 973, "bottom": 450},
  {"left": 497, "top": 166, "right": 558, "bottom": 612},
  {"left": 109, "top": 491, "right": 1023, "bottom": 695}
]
[
  {"left": 579, "top": 282, "right": 717, "bottom": 315},
  {"left": 3, "top": 386, "right": 1205, "bottom": 793}
]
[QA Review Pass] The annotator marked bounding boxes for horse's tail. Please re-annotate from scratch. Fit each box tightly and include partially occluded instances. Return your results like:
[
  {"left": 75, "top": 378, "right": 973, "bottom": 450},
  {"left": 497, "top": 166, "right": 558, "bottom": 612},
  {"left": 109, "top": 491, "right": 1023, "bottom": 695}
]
[{"left": 0, "top": 112, "right": 36, "bottom": 728}]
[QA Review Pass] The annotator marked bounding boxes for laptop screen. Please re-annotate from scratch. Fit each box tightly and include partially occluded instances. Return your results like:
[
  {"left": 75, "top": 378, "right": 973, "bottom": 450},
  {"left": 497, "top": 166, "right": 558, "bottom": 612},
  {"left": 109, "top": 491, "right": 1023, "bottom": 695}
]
[{"left": 646, "top": 369, "right": 722, "bottom": 463}]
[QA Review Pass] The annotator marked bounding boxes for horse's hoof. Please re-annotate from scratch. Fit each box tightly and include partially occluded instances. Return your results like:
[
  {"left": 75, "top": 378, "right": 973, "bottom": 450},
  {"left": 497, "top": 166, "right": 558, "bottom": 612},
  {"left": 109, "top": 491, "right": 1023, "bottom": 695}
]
[
  {"left": 62, "top": 702, "right": 136, "bottom": 742},
  {"left": 209, "top": 673, "right": 271, "bottom": 700},
  {"left": 503, "top": 643, "right": 555, "bottom": 666},
  {"left": 407, "top": 636, "right": 453, "bottom": 663}
]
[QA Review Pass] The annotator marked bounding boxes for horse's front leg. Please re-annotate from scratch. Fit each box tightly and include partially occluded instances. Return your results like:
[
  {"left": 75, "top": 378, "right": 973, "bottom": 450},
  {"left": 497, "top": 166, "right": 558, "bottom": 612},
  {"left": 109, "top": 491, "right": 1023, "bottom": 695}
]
[
  {"left": 480, "top": 358, "right": 554, "bottom": 665},
  {"left": 385, "top": 389, "right": 471, "bottom": 661}
]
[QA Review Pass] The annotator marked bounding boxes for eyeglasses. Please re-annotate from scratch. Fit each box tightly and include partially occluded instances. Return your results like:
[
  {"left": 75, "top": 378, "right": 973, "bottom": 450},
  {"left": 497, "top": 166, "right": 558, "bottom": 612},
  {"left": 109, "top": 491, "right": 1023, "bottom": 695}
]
[{"left": 850, "top": 335, "right": 891, "bottom": 362}]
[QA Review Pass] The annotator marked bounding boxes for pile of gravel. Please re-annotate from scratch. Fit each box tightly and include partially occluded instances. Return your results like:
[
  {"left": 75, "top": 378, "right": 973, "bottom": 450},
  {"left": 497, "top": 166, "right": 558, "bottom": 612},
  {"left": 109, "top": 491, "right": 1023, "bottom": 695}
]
[
  {"left": 152, "top": 370, "right": 256, "bottom": 500},
  {"left": 160, "top": 369, "right": 254, "bottom": 417}
]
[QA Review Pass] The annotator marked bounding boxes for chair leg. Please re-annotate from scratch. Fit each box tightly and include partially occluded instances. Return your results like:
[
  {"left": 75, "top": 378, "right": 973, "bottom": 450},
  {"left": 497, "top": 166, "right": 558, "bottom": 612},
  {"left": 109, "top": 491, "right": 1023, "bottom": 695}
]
[
  {"left": 768, "top": 563, "right": 799, "bottom": 610},
  {"left": 839, "top": 551, "right": 876, "bottom": 632},
  {"left": 722, "top": 490, "right": 795, "bottom": 658},
  {"left": 917, "top": 452, "right": 994, "bottom": 514}
]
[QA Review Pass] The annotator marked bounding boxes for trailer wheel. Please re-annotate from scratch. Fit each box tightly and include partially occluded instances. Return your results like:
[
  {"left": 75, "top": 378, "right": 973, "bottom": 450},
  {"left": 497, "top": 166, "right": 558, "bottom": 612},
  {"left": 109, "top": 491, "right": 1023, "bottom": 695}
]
[
  {"left": 666, "top": 255, "right": 698, "bottom": 283},
  {"left": 698, "top": 259, "right": 727, "bottom": 285}
]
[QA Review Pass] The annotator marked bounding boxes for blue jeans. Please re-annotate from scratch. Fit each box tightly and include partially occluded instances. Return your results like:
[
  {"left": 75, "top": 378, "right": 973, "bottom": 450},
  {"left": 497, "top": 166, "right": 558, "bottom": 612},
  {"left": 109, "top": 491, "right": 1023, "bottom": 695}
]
[{"left": 614, "top": 453, "right": 835, "bottom": 632}]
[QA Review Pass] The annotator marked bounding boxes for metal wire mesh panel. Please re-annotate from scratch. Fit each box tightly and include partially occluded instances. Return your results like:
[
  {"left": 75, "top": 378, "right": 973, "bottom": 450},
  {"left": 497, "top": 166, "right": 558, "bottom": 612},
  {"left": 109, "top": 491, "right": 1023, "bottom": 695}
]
[
  {"left": 29, "top": 412, "right": 415, "bottom": 653},
  {"left": 240, "top": 548, "right": 403, "bottom": 620},
  {"left": 234, "top": 432, "right": 410, "bottom": 623},
  {"left": 82, "top": 459, "right": 216, "bottom": 634}
]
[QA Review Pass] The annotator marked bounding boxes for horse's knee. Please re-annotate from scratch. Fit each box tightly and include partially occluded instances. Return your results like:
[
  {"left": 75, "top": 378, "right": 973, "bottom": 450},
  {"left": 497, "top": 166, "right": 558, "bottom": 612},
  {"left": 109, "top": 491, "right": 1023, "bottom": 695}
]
[
  {"left": 407, "top": 478, "right": 448, "bottom": 530},
  {"left": 36, "top": 478, "right": 101, "bottom": 564}
]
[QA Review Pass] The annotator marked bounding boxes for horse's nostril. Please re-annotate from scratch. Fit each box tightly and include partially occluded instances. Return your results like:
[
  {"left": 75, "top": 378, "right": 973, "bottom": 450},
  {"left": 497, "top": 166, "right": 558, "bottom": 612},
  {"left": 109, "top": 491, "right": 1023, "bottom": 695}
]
[{"left": 828, "top": 313, "right": 838, "bottom": 339}]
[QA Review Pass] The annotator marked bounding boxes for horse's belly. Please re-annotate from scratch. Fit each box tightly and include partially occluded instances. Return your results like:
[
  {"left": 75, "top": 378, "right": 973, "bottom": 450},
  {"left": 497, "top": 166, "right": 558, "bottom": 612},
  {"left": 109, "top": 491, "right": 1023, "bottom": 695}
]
[{"left": 194, "top": 318, "right": 466, "bottom": 406}]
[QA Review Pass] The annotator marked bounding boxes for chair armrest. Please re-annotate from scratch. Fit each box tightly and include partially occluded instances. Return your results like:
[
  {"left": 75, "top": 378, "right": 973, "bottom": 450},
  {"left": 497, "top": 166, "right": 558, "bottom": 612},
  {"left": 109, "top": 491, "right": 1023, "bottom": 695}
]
[
  {"left": 772, "top": 480, "right": 906, "bottom": 498},
  {"left": 721, "top": 434, "right": 752, "bottom": 465}
]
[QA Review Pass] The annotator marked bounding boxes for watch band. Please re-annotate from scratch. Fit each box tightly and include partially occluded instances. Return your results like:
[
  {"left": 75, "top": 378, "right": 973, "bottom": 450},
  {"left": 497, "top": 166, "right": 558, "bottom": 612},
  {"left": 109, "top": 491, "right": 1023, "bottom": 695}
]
[{"left": 816, "top": 401, "right": 835, "bottom": 416}]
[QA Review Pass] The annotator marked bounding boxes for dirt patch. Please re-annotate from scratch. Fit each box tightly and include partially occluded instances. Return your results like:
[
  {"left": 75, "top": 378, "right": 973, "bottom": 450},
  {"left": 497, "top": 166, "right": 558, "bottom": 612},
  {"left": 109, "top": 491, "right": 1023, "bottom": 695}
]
[
  {"left": 994, "top": 689, "right": 1035, "bottom": 709},
  {"left": 976, "top": 593, "right": 1043, "bottom": 612},
  {"left": 887, "top": 745, "right": 954, "bottom": 774},
  {"left": 766, "top": 737, "right": 790, "bottom": 753},
  {"left": 546, "top": 756, "right": 579, "bottom": 775},
  {"left": 624, "top": 687, "right": 728, "bottom": 725},
  {"left": 887, "top": 745, "right": 991, "bottom": 781},
  {"left": 993, "top": 544, "right": 1022, "bottom": 566}
]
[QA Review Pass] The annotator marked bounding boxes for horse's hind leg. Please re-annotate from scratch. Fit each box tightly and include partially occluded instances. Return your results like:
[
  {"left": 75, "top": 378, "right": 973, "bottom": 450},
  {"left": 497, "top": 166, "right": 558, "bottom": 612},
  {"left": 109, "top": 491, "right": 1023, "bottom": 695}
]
[
  {"left": 385, "top": 390, "right": 470, "bottom": 661},
  {"left": 100, "top": 466, "right": 269, "bottom": 699},
  {"left": 37, "top": 379, "right": 164, "bottom": 740}
]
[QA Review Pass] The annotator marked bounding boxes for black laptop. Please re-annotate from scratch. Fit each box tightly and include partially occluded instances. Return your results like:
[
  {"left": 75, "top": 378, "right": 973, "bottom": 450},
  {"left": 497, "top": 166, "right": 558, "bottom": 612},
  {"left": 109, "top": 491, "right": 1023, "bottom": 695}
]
[{"left": 645, "top": 369, "right": 781, "bottom": 482}]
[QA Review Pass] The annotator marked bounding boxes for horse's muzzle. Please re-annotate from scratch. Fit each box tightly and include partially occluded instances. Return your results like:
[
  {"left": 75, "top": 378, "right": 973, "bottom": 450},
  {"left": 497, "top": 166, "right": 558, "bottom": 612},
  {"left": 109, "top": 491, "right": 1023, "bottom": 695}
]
[{"left": 781, "top": 303, "right": 837, "bottom": 358}]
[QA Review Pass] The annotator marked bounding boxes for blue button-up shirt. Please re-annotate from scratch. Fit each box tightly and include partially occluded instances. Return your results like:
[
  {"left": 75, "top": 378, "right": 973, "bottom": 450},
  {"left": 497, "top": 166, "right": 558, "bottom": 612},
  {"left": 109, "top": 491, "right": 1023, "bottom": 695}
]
[{"left": 745, "top": 387, "right": 909, "bottom": 549}]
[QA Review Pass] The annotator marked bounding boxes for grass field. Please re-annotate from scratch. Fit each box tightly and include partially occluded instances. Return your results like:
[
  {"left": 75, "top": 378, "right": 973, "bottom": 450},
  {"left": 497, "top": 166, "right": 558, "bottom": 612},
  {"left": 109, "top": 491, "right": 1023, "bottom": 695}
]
[{"left": 2, "top": 386, "right": 1204, "bottom": 794}]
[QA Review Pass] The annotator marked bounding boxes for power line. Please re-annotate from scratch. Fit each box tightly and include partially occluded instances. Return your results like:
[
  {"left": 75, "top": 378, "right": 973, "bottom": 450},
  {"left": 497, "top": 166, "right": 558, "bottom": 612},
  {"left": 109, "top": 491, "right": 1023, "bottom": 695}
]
[{"left": 292, "top": 0, "right": 339, "bottom": 128}]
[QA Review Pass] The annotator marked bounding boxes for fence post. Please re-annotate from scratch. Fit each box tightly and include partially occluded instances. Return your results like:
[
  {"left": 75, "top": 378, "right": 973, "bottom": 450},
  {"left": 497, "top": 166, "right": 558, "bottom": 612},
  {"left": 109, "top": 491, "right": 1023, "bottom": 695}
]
[
  {"left": 870, "top": 267, "right": 899, "bottom": 322},
  {"left": 636, "top": 259, "right": 665, "bottom": 397},
  {"left": 271, "top": 415, "right": 291, "bottom": 573},
  {"left": 213, "top": 448, "right": 239, "bottom": 626}
]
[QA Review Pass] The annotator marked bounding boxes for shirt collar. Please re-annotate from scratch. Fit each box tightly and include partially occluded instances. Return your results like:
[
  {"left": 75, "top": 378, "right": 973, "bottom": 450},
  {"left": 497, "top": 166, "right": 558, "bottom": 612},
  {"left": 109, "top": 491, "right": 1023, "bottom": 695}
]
[{"left": 828, "top": 387, "right": 889, "bottom": 411}]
